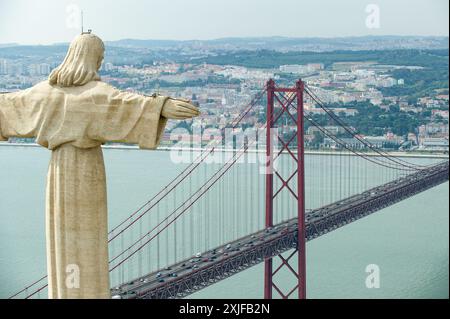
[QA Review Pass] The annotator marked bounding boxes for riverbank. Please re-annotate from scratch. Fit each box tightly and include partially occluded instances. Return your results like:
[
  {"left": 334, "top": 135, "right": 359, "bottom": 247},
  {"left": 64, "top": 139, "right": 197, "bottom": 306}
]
[{"left": 1, "top": 142, "right": 448, "bottom": 159}]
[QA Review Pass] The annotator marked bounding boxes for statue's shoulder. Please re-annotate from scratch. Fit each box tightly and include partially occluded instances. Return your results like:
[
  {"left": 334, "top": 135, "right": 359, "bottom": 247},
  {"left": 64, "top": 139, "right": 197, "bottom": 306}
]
[
  {"left": 31, "top": 81, "right": 54, "bottom": 93},
  {"left": 87, "top": 81, "right": 120, "bottom": 94},
  {"left": 45, "top": 81, "right": 116, "bottom": 95},
  {"left": 92, "top": 81, "right": 115, "bottom": 90},
  {"left": 9, "top": 81, "right": 60, "bottom": 98},
  {"left": 82, "top": 81, "right": 123, "bottom": 104},
  {"left": 37, "top": 81, "right": 72, "bottom": 95}
]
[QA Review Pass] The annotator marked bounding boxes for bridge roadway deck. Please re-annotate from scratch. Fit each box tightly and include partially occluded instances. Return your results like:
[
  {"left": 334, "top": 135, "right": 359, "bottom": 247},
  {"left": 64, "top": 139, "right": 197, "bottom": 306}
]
[{"left": 113, "top": 161, "right": 449, "bottom": 299}]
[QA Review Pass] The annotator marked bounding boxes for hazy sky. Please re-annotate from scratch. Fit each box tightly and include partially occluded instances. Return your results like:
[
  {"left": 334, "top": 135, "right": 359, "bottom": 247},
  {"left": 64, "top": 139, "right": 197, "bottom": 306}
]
[{"left": 0, "top": 0, "right": 448, "bottom": 44}]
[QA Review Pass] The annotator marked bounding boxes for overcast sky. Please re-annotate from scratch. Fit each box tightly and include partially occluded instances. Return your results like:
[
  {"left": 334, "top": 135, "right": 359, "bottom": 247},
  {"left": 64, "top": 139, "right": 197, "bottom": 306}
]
[{"left": 0, "top": 0, "right": 448, "bottom": 45}]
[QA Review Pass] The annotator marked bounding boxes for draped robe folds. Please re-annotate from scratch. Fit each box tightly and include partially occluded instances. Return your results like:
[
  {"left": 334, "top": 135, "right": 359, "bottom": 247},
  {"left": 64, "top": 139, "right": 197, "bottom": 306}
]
[{"left": 0, "top": 81, "right": 169, "bottom": 298}]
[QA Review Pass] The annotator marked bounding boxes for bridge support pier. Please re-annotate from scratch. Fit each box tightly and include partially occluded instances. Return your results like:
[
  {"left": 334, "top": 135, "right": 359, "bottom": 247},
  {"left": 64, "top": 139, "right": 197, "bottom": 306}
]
[{"left": 264, "top": 79, "right": 306, "bottom": 299}]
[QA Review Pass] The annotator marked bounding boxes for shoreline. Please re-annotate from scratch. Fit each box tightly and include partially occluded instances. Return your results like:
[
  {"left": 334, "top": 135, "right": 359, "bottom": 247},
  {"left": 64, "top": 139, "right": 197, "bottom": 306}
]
[{"left": 1, "top": 142, "right": 448, "bottom": 159}]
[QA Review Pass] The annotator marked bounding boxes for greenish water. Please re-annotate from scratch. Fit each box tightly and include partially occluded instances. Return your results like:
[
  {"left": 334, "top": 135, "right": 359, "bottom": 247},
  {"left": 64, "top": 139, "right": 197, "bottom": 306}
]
[{"left": 0, "top": 146, "right": 448, "bottom": 298}]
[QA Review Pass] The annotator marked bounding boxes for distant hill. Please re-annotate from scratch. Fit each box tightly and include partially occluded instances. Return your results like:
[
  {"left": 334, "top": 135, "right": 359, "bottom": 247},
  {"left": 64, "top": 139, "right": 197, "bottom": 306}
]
[
  {"left": 0, "top": 45, "right": 68, "bottom": 60},
  {"left": 1, "top": 36, "right": 448, "bottom": 53},
  {"left": 0, "top": 36, "right": 448, "bottom": 68},
  {"left": 0, "top": 43, "right": 20, "bottom": 48},
  {"left": 105, "top": 35, "right": 449, "bottom": 51},
  {"left": 189, "top": 48, "right": 449, "bottom": 69}
]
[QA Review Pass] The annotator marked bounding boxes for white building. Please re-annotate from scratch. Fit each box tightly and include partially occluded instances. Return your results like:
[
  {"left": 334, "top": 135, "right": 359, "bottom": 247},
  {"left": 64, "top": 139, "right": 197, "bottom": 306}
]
[
  {"left": 279, "top": 64, "right": 323, "bottom": 75},
  {"left": 104, "top": 62, "right": 114, "bottom": 72},
  {"left": 420, "top": 138, "right": 449, "bottom": 151}
]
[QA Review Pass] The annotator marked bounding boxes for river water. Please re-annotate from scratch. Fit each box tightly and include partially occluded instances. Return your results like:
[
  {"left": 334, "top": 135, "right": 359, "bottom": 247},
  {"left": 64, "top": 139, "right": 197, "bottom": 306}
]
[{"left": 0, "top": 145, "right": 448, "bottom": 298}]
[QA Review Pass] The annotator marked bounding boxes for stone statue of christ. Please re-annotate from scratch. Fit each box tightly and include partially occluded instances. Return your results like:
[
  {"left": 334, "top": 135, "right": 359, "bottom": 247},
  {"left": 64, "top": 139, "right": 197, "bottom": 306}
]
[{"left": 0, "top": 33, "right": 200, "bottom": 299}]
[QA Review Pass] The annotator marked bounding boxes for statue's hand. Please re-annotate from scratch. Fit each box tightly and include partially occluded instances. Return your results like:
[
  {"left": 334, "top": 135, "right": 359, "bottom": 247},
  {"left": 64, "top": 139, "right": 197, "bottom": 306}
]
[{"left": 161, "top": 98, "right": 200, "bottom": 120}]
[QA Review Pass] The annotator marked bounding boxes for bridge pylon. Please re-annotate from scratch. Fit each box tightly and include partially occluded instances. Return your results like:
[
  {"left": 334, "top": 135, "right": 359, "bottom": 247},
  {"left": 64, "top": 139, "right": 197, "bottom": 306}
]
[{"left": 264, "top": 79, "right": 306, "bottom": 299}]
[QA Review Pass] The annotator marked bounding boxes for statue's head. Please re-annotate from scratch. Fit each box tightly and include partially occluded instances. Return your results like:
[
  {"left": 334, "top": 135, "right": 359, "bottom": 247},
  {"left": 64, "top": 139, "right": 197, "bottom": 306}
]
[{"left": 49, "top": 33, "right": 105, "bottom": 87}]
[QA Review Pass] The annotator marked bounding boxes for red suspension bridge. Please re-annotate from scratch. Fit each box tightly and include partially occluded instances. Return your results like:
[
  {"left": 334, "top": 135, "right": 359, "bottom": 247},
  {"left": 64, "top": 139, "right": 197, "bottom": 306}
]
[{"left": 8, "top": 80, "right": 449, "bottom": 299}]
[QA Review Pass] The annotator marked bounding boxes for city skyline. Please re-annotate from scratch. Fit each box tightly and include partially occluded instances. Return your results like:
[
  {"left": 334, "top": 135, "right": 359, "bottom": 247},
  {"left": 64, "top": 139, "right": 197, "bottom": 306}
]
[{"left": 0, "top": 0, "right": 449, "bottom": 45}]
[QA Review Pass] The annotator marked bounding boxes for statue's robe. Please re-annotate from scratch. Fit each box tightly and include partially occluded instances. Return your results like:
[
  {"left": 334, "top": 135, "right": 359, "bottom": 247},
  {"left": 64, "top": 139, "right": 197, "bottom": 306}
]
[{"left": 0, "top": 81, "right": 168, "bottom": 298}]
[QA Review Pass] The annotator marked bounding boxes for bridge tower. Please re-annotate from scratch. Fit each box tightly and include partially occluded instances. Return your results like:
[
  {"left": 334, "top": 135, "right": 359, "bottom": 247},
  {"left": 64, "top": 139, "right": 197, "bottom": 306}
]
[{"left": 265, "top": 79, "right": 306, "bottom": 299}]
